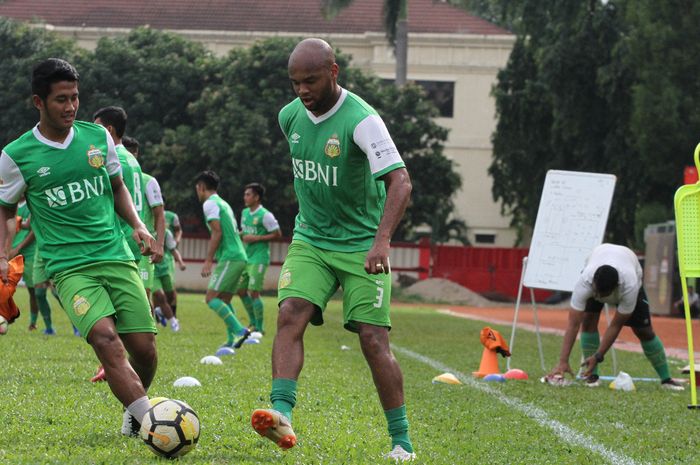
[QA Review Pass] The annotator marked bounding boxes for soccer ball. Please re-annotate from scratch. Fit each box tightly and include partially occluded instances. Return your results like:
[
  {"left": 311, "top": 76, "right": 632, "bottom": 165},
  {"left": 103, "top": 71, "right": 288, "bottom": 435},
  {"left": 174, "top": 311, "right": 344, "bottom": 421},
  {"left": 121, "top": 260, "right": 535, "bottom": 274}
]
[
  {"left": 140, "top": 398, "right": 200, "bottom": 458},
  {"left": 0, "top": 315, "right": 8, "bottom": 335}
]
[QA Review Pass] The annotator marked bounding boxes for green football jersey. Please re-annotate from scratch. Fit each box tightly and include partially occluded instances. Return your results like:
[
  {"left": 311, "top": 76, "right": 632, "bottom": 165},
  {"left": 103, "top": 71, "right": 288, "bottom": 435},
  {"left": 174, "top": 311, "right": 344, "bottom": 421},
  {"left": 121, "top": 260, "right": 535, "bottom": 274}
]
[
  {"left": 115, "top": 144, "right": 144, "bottom": 258},
  {"left": 241, "top": 205, "right": 279, "bottom": 265},
  {"left": 0, "top": 120, "right": 132, "bottom": 275},
  {"left": 279, "top": 88, "right": 405, "bottom": 252},
  {"left": 11, "top": 201, "right": 36, "bottom": 258},
  {"left": 154, "top": 229, "right": 176, "bottom": 277},
  {"left": 202, "top": 194, "right": 247, "bottom": 262},
  {"left": 165, "top": 210, "right": 180, "bottom": 235},
  {"left": 140, "top": 172, "right": 164, "bottom": 234}
]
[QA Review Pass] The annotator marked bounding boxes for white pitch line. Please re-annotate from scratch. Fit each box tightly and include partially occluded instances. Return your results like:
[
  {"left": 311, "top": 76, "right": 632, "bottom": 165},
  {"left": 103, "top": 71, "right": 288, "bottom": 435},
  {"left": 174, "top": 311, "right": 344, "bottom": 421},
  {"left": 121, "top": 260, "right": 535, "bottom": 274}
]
[{"left": 392, "top": 344, "right": 644, "bottom": 465}]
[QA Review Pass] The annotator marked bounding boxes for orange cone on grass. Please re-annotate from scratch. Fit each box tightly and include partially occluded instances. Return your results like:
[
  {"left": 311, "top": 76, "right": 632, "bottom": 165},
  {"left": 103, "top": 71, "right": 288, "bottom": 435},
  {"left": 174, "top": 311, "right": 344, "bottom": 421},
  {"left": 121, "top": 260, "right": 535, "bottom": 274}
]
[{"left": 473, "top": 326, "right": 510, "bottom": 378}]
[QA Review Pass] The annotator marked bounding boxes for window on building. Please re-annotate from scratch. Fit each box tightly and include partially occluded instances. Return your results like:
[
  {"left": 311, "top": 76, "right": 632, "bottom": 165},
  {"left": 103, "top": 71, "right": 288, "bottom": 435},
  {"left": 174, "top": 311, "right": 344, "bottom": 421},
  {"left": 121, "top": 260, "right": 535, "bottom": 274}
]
[
  {"left": 381, "top": 79, "right": 455, "bottom": 118},
  {"left": 474, "top": 233, "right": 496, "bottom": 244}
]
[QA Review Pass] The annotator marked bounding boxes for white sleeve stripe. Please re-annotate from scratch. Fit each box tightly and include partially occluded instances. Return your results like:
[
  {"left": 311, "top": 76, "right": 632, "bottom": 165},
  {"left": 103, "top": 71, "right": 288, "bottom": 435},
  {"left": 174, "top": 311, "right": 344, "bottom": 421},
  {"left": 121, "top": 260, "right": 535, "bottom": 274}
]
[
  {"left": 145, "top": 177, "right": 164, "bottom": 207},
  {"left": 0, "top": 151, "right": 27, "bottom": 206},
  {"left": 104, "top": 127, "right": 121, "bottom": 177},
  {"left": 353, "top": 114, "right": 404, "bottom": 175}
]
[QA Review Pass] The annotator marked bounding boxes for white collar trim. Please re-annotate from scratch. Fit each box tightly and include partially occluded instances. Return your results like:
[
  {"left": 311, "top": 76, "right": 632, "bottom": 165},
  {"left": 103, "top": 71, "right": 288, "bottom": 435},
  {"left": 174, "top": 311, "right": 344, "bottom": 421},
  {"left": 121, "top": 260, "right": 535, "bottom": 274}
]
[
  {"left": 305, "top": 88, "right": 347, "bottom": 125},
  {"left": 32, "top": 123, "right": 75, "bottom": 149}
]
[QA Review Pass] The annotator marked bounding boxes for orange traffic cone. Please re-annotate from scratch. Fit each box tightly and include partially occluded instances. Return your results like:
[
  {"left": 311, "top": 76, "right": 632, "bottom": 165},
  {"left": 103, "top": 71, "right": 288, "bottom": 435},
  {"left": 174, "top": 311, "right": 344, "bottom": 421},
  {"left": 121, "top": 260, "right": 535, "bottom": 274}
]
[{"left": 473, "top": 326, "right": 510, "bottom": 378}]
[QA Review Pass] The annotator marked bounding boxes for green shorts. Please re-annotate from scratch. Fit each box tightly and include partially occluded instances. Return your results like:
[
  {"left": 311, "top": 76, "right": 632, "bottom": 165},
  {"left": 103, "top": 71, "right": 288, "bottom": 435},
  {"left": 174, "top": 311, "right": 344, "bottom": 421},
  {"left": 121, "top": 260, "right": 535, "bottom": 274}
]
[
  {"left": 21, "top": 252, "right": 35, "bottom": 287},
  {"left": 208, "top": 260, "right": 246, "bottom": 294},
  {"left": 138, "top": 255, "right": 155, "bottom": 290},
  {"left": 153, "top": 273, "right": 174, "bottom": 293},
  {"left": 277, "top": 240, "right": 392, "bottom": 332},
  {"left": 238, "top": 263, "right": 268, "bottom": 292},
  {"left": 33, "top": 253, "right": 51, "bottom": 285},
  {"left": 53, "top": 261, "right": 156, "bottom": 340}
]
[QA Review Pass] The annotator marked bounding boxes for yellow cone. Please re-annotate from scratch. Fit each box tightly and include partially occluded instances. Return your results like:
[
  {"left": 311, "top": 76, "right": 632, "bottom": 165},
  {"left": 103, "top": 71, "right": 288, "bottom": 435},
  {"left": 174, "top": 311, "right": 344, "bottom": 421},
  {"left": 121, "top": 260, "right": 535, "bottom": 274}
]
[{"left": 432, "top": 373, "right": 462, "bottom": 385}]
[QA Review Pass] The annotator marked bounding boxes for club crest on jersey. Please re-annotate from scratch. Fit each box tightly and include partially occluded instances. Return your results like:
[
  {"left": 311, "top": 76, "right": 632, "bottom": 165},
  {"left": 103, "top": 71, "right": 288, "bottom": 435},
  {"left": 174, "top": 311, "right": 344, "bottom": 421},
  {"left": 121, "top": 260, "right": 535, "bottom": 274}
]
[
  {"left": 324, "top": 135, "right": 341, "bottom": 158},
  {"left": 279, "top": 269, "right": 292, "bottom": 289},
  {"left": 87, "top": 145, "right": 105, "bottom": 168},
  {"left": 72, "top": 294, "right": 91, "bottom": 316}
]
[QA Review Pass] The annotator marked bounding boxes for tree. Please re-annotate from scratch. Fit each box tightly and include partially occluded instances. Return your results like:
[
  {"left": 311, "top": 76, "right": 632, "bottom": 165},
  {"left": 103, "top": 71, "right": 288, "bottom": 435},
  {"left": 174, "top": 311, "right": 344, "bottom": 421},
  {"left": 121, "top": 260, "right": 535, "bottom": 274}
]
[
  {"left": 0, "top": 18, "right": 85, "bottom": 148},
  {"left": 150, "top": 37, "right": 457, "bottom": 240},
  {"left": 321, "top": 0, "right": 408, "bottom": 85}
]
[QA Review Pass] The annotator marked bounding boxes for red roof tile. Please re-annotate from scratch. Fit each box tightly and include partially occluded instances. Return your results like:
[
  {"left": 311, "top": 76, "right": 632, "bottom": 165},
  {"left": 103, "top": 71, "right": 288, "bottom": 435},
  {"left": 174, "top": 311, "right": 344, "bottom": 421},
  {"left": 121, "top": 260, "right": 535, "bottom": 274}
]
[{"left": 0, "top": 0, "right": 510, "bottom": 36}]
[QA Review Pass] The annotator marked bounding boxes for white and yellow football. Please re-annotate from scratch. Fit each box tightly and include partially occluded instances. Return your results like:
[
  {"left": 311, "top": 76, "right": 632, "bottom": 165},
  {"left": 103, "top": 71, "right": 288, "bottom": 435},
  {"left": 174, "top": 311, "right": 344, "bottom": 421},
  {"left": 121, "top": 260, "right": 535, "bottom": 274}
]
[{"left": 140, "top": 398, "right": 200, "bottom": 458}]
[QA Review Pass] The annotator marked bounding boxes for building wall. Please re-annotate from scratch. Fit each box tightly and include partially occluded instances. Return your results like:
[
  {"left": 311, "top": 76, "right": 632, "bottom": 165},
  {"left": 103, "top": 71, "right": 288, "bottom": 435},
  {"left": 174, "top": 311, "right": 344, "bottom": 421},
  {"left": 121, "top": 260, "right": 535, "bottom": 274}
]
[{"left": 49, "top": 26, "right": 517, "bottom": 246}]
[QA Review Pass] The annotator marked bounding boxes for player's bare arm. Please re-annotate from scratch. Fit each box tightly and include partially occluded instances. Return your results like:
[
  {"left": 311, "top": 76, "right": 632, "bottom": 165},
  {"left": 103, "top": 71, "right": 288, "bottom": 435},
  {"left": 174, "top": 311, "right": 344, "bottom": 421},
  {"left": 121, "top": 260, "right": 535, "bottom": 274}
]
[
  {"left": 9, "top": 230, "right": 34, "bottom": 258},
  {"left": 151, "top": 205, "right": 166, "bottom": 264},
  {"left": 202, "top": 219, "right": 222, "bottom": 277},
  {"left": 242, "top": 228, "right": 281, "bottom": 243},
  {"left": 549, "top": 309, "right": 585, "bottom": 377},
  {"left": 364, "top": 167, "right": 412, "bottom": 275},
  {"left": 581, "top": 310, "right": 631, "bottom": 377},
  {"left": 0, "top": 204, "right": 17, "bottom": 282},
  {"left": 110, "top": 175, "right": 154, "bottom": 256}
]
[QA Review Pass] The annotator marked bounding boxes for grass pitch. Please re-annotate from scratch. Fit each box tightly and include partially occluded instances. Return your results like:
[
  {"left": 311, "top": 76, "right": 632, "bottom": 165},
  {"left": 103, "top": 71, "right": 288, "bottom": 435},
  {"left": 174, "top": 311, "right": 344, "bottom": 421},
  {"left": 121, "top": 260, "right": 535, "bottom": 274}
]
[{"left": 0, "top": 291, "right": 698, "bottom": 464}]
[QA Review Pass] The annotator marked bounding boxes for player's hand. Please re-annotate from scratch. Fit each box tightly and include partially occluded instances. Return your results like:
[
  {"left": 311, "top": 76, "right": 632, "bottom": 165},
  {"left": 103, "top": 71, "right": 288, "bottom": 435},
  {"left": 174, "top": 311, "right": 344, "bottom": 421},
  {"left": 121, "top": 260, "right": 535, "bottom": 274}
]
[
  {"left": 364, "top": 241, "right": 390, "bottom": 275},
  {"left": 150, "top": 244, "right": 164, "bottom": 264},
  {"left": 201, "top": 259, "right": 213, "bottom": 278},
  {"left": 0, "top": 256, "right": 8, "bottom": 284},
  {"left": 179, "top": 263, "right": 187, "bottom": 271},
  {"left": 581, "top": 356, "right": 599, "bottom": 378},
  {"left": 241, "top": 234, "right": 256, "bottom": 243},
  {"left": 548, "top": 361, "right": 574, "bottom": 378},
  {"left": 132, "top": 224, "right": 155, "bottom": 256}
]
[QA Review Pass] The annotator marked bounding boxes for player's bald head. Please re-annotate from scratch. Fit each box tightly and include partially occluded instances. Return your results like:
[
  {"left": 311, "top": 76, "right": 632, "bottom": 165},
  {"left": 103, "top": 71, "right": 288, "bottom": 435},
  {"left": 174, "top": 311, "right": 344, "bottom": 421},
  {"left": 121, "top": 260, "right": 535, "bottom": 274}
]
[{"left": 288, "top": 38, "right": 335, "bottom": 72}]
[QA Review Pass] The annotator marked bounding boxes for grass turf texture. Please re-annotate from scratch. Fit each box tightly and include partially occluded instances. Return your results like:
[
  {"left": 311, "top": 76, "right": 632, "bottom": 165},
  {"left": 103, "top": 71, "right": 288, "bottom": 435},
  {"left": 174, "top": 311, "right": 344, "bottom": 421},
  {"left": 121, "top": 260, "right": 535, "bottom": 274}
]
[{"left": 0, "top": 291, "right": 698, "bottom": 464}]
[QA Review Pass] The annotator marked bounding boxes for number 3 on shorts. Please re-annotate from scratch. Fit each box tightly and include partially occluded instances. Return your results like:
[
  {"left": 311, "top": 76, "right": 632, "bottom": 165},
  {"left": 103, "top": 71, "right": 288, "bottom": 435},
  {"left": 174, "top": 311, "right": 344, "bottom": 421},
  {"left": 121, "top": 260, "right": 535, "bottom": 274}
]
[{"left": 373, "top": 286, "right": 384, "bottom": 308}]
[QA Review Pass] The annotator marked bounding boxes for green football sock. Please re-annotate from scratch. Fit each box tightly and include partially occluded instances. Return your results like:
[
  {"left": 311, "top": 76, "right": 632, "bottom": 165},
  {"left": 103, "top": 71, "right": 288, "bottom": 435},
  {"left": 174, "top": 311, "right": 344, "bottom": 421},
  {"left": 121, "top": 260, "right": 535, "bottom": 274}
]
[
  {"left": 207, "top": 298, "right": 244, "bottom": 344},
  {"left": 225, "top": 303, "right": 245, "bottom": 334},
  {"left": 171, "top": 304, "right": 177, "bottom": 317},
  {"left": 240, "top": 294, "right": 255, "bottom": 328},
  {"left": 29, "top": 308, "right": 38, "bottom": 325},
  {"left": 385, "top": 405, "right": 413, "bottom": 453},
  {"left": 35, "top": 287, "right": 53, "bottom": 331},
  {"left": 270, "top": 378, "right": 297, "bottom": 422},
  {"left": 252, "top": 297, "right": 264, "bottom": 332},
  {"left": 642, "top": 336, "right": 671, "bottom": 381},
  {"left": 580, "top": 331, "right": 600, "bottom": 376}
]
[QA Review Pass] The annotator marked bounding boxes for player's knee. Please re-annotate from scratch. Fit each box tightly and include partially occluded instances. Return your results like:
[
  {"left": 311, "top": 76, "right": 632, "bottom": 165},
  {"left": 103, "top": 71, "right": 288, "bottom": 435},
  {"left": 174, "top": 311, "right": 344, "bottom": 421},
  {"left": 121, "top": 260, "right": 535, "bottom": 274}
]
[
  {"left": 358, "top": 326, "right": 388, "bottom": 355},
  {"left": 277, "top": 299, "right": 312, "bottom": 331},
  {"left": 89, "top": 327, "right": 124, "bottom": 358}
]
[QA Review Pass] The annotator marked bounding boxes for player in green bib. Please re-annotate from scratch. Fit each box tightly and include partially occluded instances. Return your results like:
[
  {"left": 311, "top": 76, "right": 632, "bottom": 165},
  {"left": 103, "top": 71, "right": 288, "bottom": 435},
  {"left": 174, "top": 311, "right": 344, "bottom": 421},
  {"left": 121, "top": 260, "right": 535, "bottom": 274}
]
[
  {"left": 195, "top": 171, "right": 251, "bottom": 349},
  {"left": 0, "top": 58, "right": 158, "bottom": 438},
  {"left": 152, "top": 228, "right": 185, "bottom": 331},
  {"left": 138, "top": 172, "right": 166, "bottom": 299},
  {"left": 8, "top": 198, "right": 46, "bottom": 332},
  {"left": 237, "top": 183, "right": 281, "bottom": 334},
  {"left": 162, "top": 209, "right": 182, "bottom": 318},
  {"left": 250, "top": 39, "right": 415, "bottom": 461}
]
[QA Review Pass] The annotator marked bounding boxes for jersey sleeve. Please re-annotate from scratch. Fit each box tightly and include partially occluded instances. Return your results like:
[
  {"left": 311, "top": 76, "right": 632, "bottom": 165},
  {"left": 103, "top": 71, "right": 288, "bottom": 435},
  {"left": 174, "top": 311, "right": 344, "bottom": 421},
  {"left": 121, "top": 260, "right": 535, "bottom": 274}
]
[
  {"left": 164, "top": 229, "right": 177, "bottom": 251},
  {"left": 203, "top": 199, "right": 220, "bottom": 222},
  {"left": 145, "top": 177, "right": 164, "bottom": 207},
  {"left": 0, "top": 152, "right": 26, "bottom": 207},
  {"left": 353, "top": 115, "right": 405, "bottom": 179},
  {"left": 570, "top": 278, "right": 594, "bottom": 311},
  {"left": 262, "top": 211, "right": 280, "bottom": 232},
  {"left": 103, "top": 128, "right": 122, "bottom": 178},
  {"left": 171, "top": 213, "right": 181, "bottom": 228}
]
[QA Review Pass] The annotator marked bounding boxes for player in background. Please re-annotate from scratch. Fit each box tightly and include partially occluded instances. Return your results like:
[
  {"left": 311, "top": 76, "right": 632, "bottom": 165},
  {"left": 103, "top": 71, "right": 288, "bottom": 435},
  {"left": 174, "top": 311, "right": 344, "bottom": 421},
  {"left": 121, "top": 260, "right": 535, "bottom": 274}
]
[
  {"left": 250, "top": 39, "right": 415, "bottom": 461},
  {"left": 139, "top": 172, "right": 166, "bottom": 301},
  {"left": 237, "top": 183, "right": 281, "bottom": 335},
  {"left": 548, "top": 243, "right": 684, "bottom": 390},
  {"left": 194, "top": 170, "right": 251, "bottom": 349},
  {"left": 7, "top": 196, "right": 45, "bottom": 332},
  {"left": 154, "top": 208, "right": 183, "bottom": 322},
  {"left": 0, "top": 58, "right": 158, "bottom": 436},
  {"left": 152, "top": 228, "right": 185, "bottom": 331}
]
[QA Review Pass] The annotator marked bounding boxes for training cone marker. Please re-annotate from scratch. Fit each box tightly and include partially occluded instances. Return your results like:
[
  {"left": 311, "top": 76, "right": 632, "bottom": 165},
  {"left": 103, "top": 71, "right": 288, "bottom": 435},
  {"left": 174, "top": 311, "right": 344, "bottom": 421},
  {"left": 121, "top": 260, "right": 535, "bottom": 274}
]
[
  {"left": 215, "top": 346, "right": 236, "bottom": 357},
  {"left": 173, "top": 376, "right": 201, "bottom": 387},
  {"left": 483, "top": 374, "right": 506, "bottom": 383},
  {"left": 200, "top": 355, "right": 223, "bottom": 365},
  {"left": 250, "top": 331, "right": 263, "bottom": 339},
  {"left": 473, "top": 327, "right": 511, "bottom": 378},
  {"left": 340, "top": 345, "right": 351, "bottom": 351},
  {"left": 244, "top": 338, "right": 260, "bottom": 345},
  {"left": 504, "top": 368, "right": 529, "bottom": 380},
  {"left": 432, "top": 373, "right": 462, "bottom": 385}
]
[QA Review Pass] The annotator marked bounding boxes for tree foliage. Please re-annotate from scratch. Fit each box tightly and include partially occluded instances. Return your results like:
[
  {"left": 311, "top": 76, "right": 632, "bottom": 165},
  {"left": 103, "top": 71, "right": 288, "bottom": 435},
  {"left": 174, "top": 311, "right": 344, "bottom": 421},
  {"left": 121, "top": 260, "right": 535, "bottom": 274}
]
[{"left": 0, "top": 23, "right": 459, "bottom": 241}]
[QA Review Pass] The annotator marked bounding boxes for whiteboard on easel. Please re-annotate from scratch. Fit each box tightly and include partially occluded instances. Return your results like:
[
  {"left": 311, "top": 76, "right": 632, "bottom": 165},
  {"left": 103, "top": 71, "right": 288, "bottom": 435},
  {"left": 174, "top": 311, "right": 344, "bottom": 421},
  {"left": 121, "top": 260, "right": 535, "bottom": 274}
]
[{"left": 523, "top": 170, "right": 617, "bottom": 292}]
